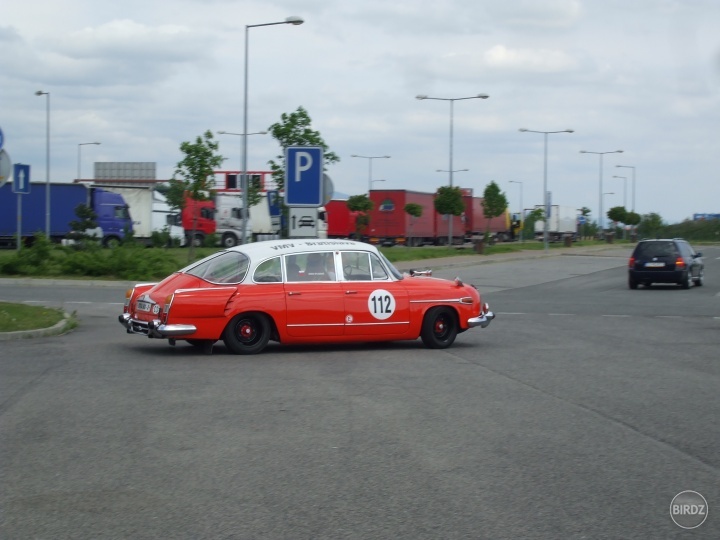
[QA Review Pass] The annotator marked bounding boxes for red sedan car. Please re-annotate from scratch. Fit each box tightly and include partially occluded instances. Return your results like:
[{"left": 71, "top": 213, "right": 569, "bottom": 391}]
[{"left": 119, "top": 239, "right": 494, "bottom": 354}]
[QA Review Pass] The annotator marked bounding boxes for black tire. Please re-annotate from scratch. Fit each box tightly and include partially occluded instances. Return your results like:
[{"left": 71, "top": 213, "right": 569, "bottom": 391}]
[
  {"left": 628, "top": 275, "right": 638, "bottom": 290},
  {"left": 223, "top": 313, "right": 271, "bottom": 355},
  {"left": 420, "top": 306, "right": 458, "bottom": 349},
  {"left": 103, "top": 236, "right": 121, "bottom": 248},
  {"left": 681, "top": 271, "right": 692, "bottom": 289},
  {"left": 222, "top": 233, "right": 238, "bottom": 248},
  {"left": 694, "top": 269, "right": 704, "bottom": 287}
]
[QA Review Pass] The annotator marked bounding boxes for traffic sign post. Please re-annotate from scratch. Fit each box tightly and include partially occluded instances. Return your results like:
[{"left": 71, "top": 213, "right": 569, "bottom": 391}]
[
  {"left": 12, "top": 164, "right": 31, "bottom": 252},
  {"left": 288, "top": 207, "right": 319, "bottom": 238},
  {"left": 285, "top": 146, "right": 323, "bottom": 207}
]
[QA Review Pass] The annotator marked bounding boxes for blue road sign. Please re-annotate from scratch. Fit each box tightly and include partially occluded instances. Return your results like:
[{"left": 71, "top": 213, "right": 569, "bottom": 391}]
[
  {"left": 13, "top": 164, "right": 31, "bottom": 194},
  {"left": 285, "top": 146, "right": 323, "bottom": 207}
]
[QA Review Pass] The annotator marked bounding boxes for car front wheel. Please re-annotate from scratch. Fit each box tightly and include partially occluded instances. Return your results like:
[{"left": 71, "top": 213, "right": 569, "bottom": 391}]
[
  {"left": 223, "top": 313, "right": 271, "bottom": 354},
  {"left": 420, "top": 307, "right": 458, "bottom": 349}
]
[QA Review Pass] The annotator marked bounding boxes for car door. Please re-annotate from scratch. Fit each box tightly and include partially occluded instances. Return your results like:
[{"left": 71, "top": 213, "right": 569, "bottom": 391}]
[
  {"left": 340, "top": 251, "right": 410, "bottom": 337},
  {"left": 283, "top": 252, "right": 344, "bottom": 337}
]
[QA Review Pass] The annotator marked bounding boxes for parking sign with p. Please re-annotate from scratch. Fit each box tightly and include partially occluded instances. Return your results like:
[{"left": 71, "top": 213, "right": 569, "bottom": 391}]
[{"left": 285, "top": 146, "right": 323, "bottom": 207}]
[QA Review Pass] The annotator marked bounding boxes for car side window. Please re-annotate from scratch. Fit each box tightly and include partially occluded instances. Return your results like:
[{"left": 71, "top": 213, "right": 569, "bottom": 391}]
[
  {"left": 285, "top": 255, "right": 302, "bottom": 282},
  {"left": 341, "top": 252, "right": 372, "bottom": 281},
  {"left": 303, "top": 252, "right": 336, "bottom": 281},
  {"left": 254, "top": 257, "right": 282, "bottom": 283}
]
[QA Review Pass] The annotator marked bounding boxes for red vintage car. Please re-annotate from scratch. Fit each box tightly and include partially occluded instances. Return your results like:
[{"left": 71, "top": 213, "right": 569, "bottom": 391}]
[{"left": 119, "top": 239, "right": 494, "bottom": 354}]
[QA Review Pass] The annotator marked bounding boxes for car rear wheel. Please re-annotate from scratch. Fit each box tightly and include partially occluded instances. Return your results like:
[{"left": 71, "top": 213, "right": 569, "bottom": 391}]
[
  {"left": 694, "top": 269, "right": 704, "bottom": 286},
  {"left": 680, "top": 271, "right": 692, "bottom": 289},
  {"left": 223, "top": 313, "right": 271, "bottom": 354},
  {"left": 628, "top": 275, "right": 638, "bottom": 289},
  {"left": 420, "top": 307, "right": 458, "bottom": 349}
]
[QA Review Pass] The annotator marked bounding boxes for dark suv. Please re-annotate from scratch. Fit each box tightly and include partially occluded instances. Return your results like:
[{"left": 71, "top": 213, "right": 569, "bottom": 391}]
[{"left": 628, "top": 239, "right": 704, "bottom": 289}]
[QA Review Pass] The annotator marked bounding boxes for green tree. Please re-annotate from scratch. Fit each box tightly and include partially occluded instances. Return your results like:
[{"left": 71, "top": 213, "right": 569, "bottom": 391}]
[
  {"left": 434, "top": 186, "right": 464, "bottom": 216},
  {"left": 637, "top": 212, "right": 665, "bottom": 238},
  {"left": 481, "top": 181, "right": 509, "bottom": 241},
  {"left": 267, "top": 107, "right": 340, "bottom": 193},
  {"left": 347, "top": 194, "right": 373, "bottom": 239},
  {"left": 171, "top": 130, "right": 224, "bottom": 259},
  {"left": 67, "top": 203, "right": 101, "bottom": 249}
]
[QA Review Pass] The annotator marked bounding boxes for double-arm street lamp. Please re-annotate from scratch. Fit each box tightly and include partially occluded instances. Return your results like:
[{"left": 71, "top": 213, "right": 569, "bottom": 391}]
[
  {"left": 351, "top": 154, "right": 391, "bottom": 194},
  {"left": 35, "top": 90, "right": 50, "bottom": 237},
  {"left": 509, "top": 180, "right": 524, "bottom": 242},
  {"left": 77, "top": 142, "right": 100, "bottom": 181},
  {"left": 519, "top": 128, "right": 574, "bottom": 253},
  {"left": 242, "top": 16, "right": 303, "bottom": 245},
  {"left": 580, "top": 149, "right": 623, "bottom": 233},
  {"left": 417, "top": 93, "right": 489, "bottom": 245}
]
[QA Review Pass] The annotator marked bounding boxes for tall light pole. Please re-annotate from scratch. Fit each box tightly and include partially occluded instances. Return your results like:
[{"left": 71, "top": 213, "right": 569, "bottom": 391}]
[
  {"left": 612, "top": 175, "right": 627, "bottom": 208},
  {"left": 242, "top": 16, "right": 303, "bottom": 245},
  {"left": 218, "top": 130, "right": 267, "bottom": 188},
  {"left": 616, "top": 164, "right": 636, "bottom": 212},
  {"left": 351, "top": 154, "right": 391, "bottom": 194},
  {"left": 417, "top": 93, "right": 489, "bottom": 245},
  {"left": 580, "top": 149, "right": 623, "bottom": 235},
  {"left": 519, "top": 128, "right": 574, "bottom": 253},
  {"left": 35, "top": 90, "right": 50, "bottom": 237},
  {"left": 509, "top": 180, "right": 523, "bottom": 242},
  {"left": 77, "top": 142, "right": 100, "bottom": 181}
]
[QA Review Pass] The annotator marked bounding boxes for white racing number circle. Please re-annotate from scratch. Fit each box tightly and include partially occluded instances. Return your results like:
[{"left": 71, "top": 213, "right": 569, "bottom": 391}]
[{"left": 368, "top": 289, "right": 396, "bottom": 320}]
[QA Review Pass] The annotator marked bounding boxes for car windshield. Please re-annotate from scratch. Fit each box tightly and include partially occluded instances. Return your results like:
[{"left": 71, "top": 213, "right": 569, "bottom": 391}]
[
  {"left": 635, "top": 241, "right": 677, "bottom": 258},
  {"left": 378, "top": 251, "right": 403, "bottom": 280}
]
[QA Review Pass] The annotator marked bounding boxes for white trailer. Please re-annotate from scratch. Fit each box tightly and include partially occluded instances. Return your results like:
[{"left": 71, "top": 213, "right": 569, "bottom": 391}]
[
  {"left": 534, "top": 205, "right": 577, "bottom": 242},
  {"left": 101, "top": 186, "right": 185, "bottom": 246}
]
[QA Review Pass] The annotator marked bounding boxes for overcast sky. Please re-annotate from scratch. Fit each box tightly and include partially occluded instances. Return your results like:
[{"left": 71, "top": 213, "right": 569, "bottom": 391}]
[{"left": 2, "top": 0, "right": 719, "bottom": 224}]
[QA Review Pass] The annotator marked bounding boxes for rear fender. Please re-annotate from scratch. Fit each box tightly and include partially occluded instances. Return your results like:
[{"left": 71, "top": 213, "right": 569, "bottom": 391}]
[{"left": 169, "top": 287, "right": 237, "bottom": 319}]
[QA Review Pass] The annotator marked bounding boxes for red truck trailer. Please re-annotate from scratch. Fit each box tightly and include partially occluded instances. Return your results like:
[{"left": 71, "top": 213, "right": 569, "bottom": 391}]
[{"left": 367, "top": 190, "right": 436, "bottom": 246}]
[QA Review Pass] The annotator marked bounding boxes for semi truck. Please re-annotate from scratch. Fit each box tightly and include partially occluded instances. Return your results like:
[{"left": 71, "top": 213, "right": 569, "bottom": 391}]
[
  {"left": 534, "top": 205, "right": 578, "bottom": 242},
  {"left": 363, "top": 189, "right": 514, "bottom": 246},
  {"left": 325, "top": 199, "right": 365, "bottom": 239},
  {"left": 100, "top": 185, "right": 185, "bottom": 246},
  {"left": 0, "top": 182, "right": 132, "bottom": 247}
]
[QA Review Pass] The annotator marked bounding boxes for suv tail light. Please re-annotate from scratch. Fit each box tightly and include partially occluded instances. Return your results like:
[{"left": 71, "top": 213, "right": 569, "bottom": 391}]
[
  {"left": 675, "top": 257, "right": 685, "bottom": 269},
  {"left": 628, "top": 257, "right": 635, "bottom": 268}
]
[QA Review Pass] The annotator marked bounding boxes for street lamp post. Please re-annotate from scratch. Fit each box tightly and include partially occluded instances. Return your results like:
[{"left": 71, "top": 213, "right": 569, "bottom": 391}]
[
  {"left": 371, "top": 179, "right": 387, "bottom": 188},
  {"left": 519, "top": 128, "right": 574, "bottom": 253},
  {"left": 35, "top": 90, "right": 50, "bottom": 237},
  {"left": 218, "top": 130, "right": 267, "bottom": 188},
  {"left": 612, "top": 175, "right": 627, "bottom": 208},
  {"left": 242, "top": 16, "right": 303, "bottom": 245},
  {"left": 509, "top": 180, "right": 523, "bottom": 242},
  {"left": 580, "top": 150, "right": 623, "bottom": 235},
  {"left": 615, "top": 164, "right": 636, "bottom": 212},
  {"left": 351, "top": 154, "right": 391, "bottom": 194},
  {"left": 77, "top": 142, "right": 100, "bottom": 181},
  {"left": 417, "top": 93, "right": 489, "bottom": 246}
]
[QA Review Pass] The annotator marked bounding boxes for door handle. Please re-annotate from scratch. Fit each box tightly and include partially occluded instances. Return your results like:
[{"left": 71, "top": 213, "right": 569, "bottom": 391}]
[
  {"left": 345, "top": 290, "right": 358, "bottom": 295},
  {"left": 288, "top": 291, "right": 301, "bottom": 296}
]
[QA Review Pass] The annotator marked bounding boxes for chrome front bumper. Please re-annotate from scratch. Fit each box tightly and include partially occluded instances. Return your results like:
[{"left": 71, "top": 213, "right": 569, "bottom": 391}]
[
  {"left": 119, "top": 313, "right": 197, "bottom": 338},
  {"left": 467, "top": 307, "right": 495, "bottom": 329}
]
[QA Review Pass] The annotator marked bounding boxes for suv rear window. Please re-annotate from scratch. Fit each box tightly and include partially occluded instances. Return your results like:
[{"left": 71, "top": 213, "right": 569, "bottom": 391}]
[{"left": 634, "top": 241, "right": 677, "bottom": 258}]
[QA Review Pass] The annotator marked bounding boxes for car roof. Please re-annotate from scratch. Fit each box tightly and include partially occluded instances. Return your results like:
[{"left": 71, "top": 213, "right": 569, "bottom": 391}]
[{"left": 225, "top": 238, "right": 379, "bottom": 259}]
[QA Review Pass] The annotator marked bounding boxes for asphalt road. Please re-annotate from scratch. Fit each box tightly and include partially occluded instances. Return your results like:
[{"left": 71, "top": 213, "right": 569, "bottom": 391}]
[{"left": 1, "top": 247, "right": 719, "bottom": 539}]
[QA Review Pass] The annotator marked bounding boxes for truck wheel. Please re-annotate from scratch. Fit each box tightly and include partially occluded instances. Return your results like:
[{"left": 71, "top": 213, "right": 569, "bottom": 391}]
[
  {"left": 103, "top": 236, "right": 121, "bottom": 248},
  {"left": 190, "top": 233, "right": 204, "bottom": 248},
  {"left": 223, "top": 313, "right": 271, "bottom": 355},
  {"left": 222, "top": 233, "right": 238, "bottom": 248},
  {"left": 420, "top": 307, "right": 458, "bottom": 349}
]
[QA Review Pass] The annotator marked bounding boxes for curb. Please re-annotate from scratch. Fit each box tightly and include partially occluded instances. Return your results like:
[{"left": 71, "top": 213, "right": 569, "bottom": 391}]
[{"left": 0, "top": 312, "right": 75, "bottom": 342}]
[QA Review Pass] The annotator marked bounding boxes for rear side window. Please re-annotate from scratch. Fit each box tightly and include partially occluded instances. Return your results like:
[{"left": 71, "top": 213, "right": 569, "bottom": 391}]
[
  {"left": 186, "top": 251, "right": 249, "bottom": 284},
  {"left": 635, "top": 241, "right": 677, "bottom": 258}
]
